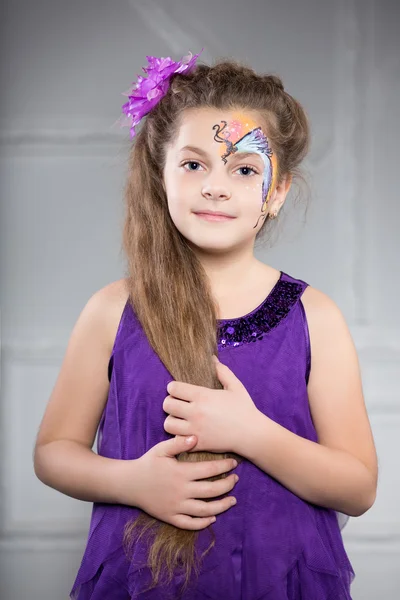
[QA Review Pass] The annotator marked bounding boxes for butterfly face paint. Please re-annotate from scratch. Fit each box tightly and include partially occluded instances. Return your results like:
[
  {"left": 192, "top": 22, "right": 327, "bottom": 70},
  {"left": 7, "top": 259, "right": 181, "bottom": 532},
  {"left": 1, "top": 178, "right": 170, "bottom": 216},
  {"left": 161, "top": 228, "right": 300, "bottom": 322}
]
[{"left": 212, "top": 114, "right": 278, "bottom": 228}]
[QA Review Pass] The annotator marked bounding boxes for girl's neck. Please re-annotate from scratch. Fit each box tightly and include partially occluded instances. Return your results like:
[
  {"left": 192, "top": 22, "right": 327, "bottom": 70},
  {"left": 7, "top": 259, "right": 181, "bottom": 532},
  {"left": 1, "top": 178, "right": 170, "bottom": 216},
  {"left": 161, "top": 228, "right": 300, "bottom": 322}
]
[
  {"left": 196, "top": 250, "right": 259, "bottom": 296},
  {"left": 195, "top": 252, "right": 280, "bottom": 321}
]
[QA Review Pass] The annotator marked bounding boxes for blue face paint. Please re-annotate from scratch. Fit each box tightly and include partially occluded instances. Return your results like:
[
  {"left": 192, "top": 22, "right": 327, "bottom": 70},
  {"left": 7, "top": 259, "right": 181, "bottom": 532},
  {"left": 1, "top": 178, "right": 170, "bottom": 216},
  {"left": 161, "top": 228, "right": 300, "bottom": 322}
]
[{"left": 212, "top": 115, "right": 278, "bottom": 228}]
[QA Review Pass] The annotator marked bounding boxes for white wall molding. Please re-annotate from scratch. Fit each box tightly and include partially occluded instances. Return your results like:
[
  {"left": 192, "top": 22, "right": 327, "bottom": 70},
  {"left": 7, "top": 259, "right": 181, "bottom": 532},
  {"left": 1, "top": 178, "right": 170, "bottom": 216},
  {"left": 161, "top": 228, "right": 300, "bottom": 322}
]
[
  {"left": 333, "top": 0, "right": 359, "bottom": 317},
  {"left": 1, "top": 340, "right": 67, "bottom": 364},
  {"left": 0, "top": 536, "right": 87, "bottom": 553},
  {"left": 1, "top": 517, "right": 90, "bottom": 538},
  {"left": 0, "top": 127, "right": 130, "bottom": 158},
  {"left": 333, "top": 0, "right": 375, "bottom": 324},
  {"left": 350, "top": 0, "right": 376, "bottom": 325}
]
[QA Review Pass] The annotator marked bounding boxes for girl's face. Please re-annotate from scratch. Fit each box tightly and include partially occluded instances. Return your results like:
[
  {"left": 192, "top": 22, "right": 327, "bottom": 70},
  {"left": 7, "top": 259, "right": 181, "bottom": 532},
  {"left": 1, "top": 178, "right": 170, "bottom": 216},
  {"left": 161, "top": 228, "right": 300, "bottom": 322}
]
[{"left": 163, "top": 107, "right": 290, "bottom": 254}]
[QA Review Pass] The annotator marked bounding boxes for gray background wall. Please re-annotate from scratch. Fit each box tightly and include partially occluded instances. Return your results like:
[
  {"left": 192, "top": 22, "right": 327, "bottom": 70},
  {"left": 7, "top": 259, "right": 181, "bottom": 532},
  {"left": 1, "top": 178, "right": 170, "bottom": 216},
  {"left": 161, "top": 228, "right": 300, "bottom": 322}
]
[{"left": 0, "top": 0, "right": 399, "bottom": 598}]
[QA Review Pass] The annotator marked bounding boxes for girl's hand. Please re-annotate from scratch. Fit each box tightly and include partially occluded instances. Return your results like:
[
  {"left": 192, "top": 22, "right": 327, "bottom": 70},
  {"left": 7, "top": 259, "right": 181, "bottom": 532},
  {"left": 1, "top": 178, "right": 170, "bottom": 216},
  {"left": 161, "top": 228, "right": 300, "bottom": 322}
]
[
  {"left": 119, "top": 434, "right": 239, "bottom": 530},
  {"left": 163, "top": 356, "right": 260, "bottom": 454}
]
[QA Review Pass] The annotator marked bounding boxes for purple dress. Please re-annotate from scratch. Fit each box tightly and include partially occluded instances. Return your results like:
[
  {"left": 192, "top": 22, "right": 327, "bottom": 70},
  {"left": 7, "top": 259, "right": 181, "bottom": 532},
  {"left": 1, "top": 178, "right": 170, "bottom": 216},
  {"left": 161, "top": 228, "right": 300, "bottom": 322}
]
[{"left": 70, "top": 271, "right": 355, "bottom": 599}]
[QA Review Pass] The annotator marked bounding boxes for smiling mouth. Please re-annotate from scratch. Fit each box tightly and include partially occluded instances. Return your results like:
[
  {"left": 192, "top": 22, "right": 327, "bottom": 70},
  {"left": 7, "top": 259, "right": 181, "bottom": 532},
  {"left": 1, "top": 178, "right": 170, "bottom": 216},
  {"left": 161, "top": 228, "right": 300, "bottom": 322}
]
[{"left": 193, "top": 211, "right": 236, "bottom": 222}]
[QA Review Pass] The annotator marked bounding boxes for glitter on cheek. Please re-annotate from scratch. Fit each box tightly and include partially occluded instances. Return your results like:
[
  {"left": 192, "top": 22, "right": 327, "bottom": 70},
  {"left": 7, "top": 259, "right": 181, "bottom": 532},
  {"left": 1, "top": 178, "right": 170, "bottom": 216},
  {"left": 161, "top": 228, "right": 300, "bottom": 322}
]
[{"left": 245, "top": 183, "right": 262, "bottom": 194}]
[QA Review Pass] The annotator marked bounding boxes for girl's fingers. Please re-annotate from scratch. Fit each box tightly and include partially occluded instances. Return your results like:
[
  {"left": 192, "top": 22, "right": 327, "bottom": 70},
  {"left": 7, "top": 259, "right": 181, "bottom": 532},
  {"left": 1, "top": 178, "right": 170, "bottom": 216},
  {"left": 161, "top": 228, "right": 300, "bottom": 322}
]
[
  {"left": 163, "top": 396, "right": 191, "bottom": 419},
  {"left": 163, "top": 415, "right": 191, "bottom": 436},
  {"left": 173, "top": 514, "right": 216, "bottom": 531},
  {"left": 182, "top": 496, "right": 236, "bottom": 518},
  {"left": 191, "top": 473, "right": 238, "bottom": 498},
  {"left": 186, "top": 458, "right": 237, "bottom": 481}
]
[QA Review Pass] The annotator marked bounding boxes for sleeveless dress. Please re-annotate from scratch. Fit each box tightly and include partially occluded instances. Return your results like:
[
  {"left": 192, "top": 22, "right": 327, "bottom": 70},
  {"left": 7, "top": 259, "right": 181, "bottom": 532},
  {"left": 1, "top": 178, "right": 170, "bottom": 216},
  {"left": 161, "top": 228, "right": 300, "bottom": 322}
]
[{"left": 70, "top": 271, "right": 355, "bottom": 599}]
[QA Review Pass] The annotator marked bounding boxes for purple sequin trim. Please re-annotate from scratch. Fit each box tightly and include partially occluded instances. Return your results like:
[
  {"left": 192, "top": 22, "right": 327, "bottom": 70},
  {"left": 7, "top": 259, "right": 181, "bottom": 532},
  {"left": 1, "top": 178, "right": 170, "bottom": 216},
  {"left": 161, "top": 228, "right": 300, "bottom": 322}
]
[{"left": 217, "top": 279, "right": 304, "bottom": 350}]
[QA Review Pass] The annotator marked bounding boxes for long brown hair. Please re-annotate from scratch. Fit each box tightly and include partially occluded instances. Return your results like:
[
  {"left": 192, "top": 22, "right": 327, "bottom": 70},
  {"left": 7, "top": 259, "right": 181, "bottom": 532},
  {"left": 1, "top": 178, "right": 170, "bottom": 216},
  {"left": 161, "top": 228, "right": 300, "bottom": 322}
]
[{"left": 121, "top": 57, "right": 310, "bottom": 591}]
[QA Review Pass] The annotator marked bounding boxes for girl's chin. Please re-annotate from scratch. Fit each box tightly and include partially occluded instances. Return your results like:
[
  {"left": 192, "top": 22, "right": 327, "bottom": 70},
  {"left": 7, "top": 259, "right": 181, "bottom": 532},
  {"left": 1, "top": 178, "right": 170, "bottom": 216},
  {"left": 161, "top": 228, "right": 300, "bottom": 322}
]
[{"left": 185, "top": 237, "right": 241, "bottom": 254}]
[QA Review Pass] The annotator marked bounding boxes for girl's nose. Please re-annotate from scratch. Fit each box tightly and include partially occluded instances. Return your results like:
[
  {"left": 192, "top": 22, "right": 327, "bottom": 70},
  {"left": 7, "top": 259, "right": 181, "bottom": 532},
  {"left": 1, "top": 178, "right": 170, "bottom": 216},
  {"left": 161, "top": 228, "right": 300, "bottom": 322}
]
[{"left": 201, "top": 183, "right": 231, "bottom": 200}]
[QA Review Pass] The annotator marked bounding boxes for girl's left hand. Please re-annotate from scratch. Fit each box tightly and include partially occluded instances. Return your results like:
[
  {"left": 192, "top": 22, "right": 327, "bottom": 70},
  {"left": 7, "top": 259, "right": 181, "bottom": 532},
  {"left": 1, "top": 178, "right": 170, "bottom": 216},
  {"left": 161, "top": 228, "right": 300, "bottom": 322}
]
[{"left": 163, "top": 356, "right": 260, "bottom": 454}]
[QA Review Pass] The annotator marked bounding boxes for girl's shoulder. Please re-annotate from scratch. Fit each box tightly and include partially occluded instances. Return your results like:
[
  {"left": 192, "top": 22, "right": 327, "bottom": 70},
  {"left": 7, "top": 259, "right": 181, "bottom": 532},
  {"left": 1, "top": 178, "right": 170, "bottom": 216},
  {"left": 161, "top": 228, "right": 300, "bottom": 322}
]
[
  {"left": 300, "top": 283, "right": 355, "bottom": 374},
  {"left": 300, "top": 284, "right": 345, "bottom": 324},
  {"left": 97, "top": 278, "right": 130, "bottom": 356}
]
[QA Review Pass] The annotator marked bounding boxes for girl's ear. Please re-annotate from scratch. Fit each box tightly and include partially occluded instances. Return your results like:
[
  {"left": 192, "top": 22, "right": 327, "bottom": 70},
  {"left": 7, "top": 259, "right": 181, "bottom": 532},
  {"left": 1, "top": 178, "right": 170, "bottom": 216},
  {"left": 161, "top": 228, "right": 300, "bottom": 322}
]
[
  {"left": 271, "top": 173, "right": 292, "bottom": 212},
  {"left": 277, "top": 173, "right": 292, "bottom": 197}
]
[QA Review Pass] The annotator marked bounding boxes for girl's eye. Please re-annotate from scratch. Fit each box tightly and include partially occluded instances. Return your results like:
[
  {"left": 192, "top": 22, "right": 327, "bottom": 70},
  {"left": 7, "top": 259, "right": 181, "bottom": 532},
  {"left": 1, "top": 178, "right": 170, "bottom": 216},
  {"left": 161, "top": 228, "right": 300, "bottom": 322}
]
[
  {"left": 182, "top": 161, "right": 203, "bottom": 172},
  {"left": 181, "top": 161, "right": 258, "bottom": 176},
  {"left": 237, "top": 165, "right": 258, "bottom": 176}
]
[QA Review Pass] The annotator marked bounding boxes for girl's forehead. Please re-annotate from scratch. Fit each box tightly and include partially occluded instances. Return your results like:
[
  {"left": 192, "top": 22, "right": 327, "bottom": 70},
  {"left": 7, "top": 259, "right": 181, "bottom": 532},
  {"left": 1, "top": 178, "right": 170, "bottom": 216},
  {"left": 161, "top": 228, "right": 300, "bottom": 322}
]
[
  {"left": 170, "top": 108, "right": 267, "bottom": 159},
  {"left": 179, "top": 108, "right": 263, "bottom": 134}
]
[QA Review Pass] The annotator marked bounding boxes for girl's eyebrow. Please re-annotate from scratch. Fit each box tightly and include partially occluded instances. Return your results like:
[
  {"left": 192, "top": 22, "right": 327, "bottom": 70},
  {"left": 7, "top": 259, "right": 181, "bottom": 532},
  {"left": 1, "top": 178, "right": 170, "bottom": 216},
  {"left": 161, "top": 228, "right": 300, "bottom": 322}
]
[
  {"left": 179, "top": 145, "right": 262, "bottom": 162},
  {"left": 179, "top": 145, "right": 209, "bottom": 157}
]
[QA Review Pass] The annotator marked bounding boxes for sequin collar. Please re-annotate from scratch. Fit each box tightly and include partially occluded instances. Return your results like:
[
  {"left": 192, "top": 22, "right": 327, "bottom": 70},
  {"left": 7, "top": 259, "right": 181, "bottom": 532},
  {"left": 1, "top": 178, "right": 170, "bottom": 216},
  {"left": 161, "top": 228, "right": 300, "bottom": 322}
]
[{"left": 217, "top": 271, "right": 306, "bottom": 350}]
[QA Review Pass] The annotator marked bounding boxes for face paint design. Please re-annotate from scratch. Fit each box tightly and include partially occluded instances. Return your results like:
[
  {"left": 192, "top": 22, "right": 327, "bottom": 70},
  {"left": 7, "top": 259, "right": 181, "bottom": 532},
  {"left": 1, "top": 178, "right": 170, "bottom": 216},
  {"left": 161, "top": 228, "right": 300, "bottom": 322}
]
[
  {"left": 212, "top": 114, "right": 278, "bottom": 228},
  {"left": 213, "top": 121, "right": 239, "bottom": 164}
]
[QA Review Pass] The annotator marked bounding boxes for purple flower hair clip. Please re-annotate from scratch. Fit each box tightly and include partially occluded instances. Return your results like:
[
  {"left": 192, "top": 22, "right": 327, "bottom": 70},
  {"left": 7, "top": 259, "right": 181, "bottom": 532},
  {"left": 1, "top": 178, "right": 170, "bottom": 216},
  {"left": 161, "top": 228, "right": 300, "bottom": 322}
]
[{"left": 119, "top": 49, "right": 204, "bottom": 139}]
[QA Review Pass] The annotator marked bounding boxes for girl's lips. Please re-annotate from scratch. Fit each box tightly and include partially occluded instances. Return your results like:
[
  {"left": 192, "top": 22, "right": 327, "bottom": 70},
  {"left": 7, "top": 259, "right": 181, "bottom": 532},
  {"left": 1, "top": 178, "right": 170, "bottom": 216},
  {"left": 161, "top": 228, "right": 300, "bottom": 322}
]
[{"left": 194, "top": 212, "right": 236, "bottom": 222}]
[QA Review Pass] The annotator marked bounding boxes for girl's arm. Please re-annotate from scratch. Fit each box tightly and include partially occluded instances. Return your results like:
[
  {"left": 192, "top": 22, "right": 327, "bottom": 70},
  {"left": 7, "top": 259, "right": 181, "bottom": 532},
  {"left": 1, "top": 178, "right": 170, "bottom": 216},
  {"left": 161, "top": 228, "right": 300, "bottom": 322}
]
[
  {"left": 33, "top": 280, "right": 130, "bottom": 504},
  {"left": 34, "top": 439, "right": 132, "bottom": 503},
  {"left": 236, "top": 286, "right": 378, "bottom": 517}
]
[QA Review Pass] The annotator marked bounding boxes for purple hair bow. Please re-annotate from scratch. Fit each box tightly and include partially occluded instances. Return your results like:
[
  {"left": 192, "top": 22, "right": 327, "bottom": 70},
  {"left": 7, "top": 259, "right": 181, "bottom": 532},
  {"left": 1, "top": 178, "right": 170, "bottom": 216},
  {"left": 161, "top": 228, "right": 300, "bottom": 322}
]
[{"left": 120, "top": 49, "right": 203, "bottom": 139}]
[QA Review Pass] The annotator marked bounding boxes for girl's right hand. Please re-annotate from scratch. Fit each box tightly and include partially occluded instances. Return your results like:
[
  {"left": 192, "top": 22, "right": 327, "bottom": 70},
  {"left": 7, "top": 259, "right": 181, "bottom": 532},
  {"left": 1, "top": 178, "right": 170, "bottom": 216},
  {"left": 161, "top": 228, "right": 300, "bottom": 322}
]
[{"left": 118, "top": 435, "right": 239, "bottom": 530}]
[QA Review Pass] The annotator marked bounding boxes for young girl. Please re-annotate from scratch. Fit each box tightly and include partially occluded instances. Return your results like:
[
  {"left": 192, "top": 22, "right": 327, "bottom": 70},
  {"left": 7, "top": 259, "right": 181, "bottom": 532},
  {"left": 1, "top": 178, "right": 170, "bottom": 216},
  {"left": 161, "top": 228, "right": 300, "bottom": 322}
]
[{"left": 34, "top": 50, "right": 378, "bottom": 599}]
